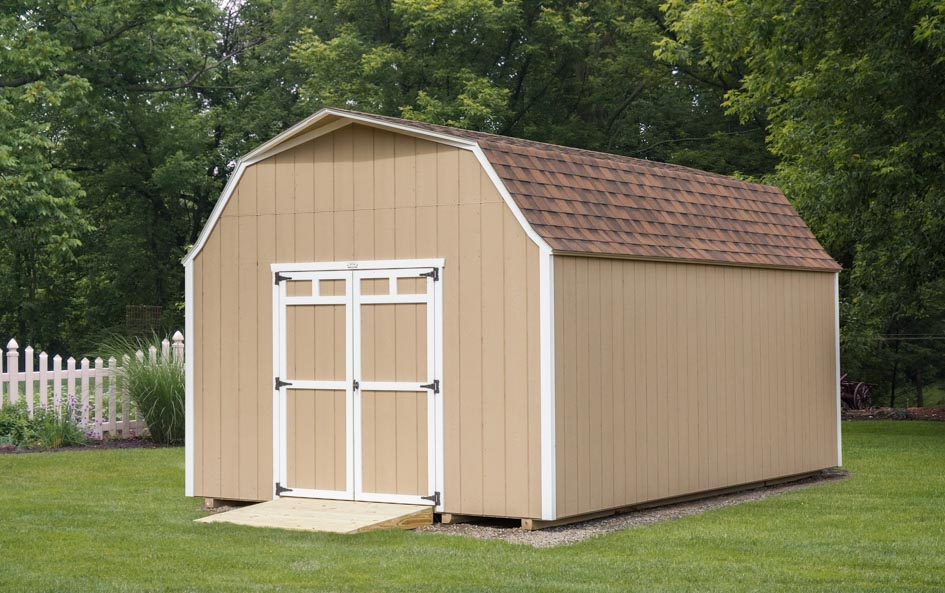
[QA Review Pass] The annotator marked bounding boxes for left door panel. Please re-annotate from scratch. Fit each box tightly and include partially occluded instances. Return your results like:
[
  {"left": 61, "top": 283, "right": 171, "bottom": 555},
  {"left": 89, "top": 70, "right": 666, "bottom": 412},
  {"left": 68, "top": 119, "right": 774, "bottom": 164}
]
[{"left": 278, "top": 272, "right": 353, "bottom": 499}]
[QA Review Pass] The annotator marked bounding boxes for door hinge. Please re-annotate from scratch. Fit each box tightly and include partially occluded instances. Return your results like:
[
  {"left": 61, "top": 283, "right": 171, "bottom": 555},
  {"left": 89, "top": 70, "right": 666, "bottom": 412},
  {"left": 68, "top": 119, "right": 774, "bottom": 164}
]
[
  {"left": 352, "top": 379, "right": 360, "bottom": 391},
  {"left": 420, "top": 379, "right": 439, "bottom": 394},
  {"left": 421, "top": 491, "right": 440, "bottom": 506},
  {"left": 274, "top": 376, "right": 292, "bottom": 390},
  {"left": 275, "top": 482, "right": 293, "bottom": 496},
  {"left": 419, "top": 268, "right": 439, "bottom": 282},
  {"left": 274, "top": 271, "right": 290, "bottom": 285}
]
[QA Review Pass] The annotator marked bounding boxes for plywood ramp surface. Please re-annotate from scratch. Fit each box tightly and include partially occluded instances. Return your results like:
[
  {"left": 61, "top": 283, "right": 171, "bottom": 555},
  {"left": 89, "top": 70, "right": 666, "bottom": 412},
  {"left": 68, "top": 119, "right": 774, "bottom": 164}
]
[{"left": 195, "top": 498, "right": 432, "bottom": 534}]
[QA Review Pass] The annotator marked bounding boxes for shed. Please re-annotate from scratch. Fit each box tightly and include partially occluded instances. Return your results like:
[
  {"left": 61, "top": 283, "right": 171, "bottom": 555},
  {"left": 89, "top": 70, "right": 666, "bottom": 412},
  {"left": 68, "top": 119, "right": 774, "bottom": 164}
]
[{"left": 183, "top": 108, "right": 841, "bottom": 527}]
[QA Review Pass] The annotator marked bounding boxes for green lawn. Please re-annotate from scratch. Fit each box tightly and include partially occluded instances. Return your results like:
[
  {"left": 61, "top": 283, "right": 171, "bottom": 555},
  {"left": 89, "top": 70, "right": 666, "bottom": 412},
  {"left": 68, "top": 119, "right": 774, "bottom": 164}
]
[{"left": 1, "top": 422, "right": 943, "bottom": 593}]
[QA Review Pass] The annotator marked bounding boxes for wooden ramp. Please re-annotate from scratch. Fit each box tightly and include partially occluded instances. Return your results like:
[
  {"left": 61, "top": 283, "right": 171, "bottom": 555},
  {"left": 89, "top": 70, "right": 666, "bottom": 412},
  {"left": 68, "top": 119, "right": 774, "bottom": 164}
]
[{"left": 195, "top": 498, "right": 432, "bottom": 534}]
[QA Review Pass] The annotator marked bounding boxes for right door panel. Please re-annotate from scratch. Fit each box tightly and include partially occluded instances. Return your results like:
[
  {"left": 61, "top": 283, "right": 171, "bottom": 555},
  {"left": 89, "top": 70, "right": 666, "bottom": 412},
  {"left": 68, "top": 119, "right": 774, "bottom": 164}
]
[
  {"left": 355, "top": 268, "right": 437, "bottom": 504},
  {"left": 360, "top": 390, "right": 429, "bottom": 496}
]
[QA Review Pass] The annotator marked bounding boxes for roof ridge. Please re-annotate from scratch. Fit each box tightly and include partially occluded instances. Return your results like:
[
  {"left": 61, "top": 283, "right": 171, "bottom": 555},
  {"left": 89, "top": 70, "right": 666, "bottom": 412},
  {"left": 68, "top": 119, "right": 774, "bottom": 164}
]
[{"left": 324, "top": 107, "right": 839, "bottom": 271}]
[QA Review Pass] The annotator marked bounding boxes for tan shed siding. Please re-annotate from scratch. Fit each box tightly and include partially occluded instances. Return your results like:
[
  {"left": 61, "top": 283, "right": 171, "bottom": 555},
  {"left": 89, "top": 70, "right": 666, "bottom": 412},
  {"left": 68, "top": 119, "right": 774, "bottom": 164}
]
[
  {"left": 192, "top": 124, "right": 543, "bottom": 517},
  {"left": 553, "top": 256, "right": 838, "bottom": 519}
]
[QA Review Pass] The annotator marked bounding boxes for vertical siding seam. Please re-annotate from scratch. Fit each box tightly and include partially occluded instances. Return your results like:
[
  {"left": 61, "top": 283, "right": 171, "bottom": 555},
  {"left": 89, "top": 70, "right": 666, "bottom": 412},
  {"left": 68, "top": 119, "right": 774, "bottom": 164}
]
[
  {"left": 455, "top": 201, "right": 463, "bottom": 509},
  {"left": 234, "top": 220, "right": 242, "bottom": 497},
  {"left": 622, "top": 265, "right": 630, "bottom": 500},
  {"left": 500, "top": 209, "right": 507, "bottom": 514},
  {"left": 197, "top": 253, "right": 204, "bottom": 496},
  {"left": 524, "top": 237, "right": 530, "bottom": 516},
  {"left": 478, "top": 197, "right": 485, "bottom": 511},
  {"left": 216, "top": 239, "right": 223, "bottom": 496}
]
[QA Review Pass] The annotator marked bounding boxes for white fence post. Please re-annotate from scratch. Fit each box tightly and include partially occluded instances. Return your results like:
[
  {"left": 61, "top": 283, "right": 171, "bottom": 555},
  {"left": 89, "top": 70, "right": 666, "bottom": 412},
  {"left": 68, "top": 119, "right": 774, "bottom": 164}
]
[
  {"left": 121, "top": 354, "right": 131, "bottom": 436},
  {"left": 65, "top": 357, "right": 76, "bottom": 414},
  {"left": 24, "top": 345, "right": 34, "bottom": 413},
  {"left": 108, "top": 356, "right": 119, "bottom": 437},
  {"left": 94, "top": 357, "right": 104, "bottom": 438},
  {"left": 172, "top": 331, "right": 184, "bottom": 361},
  {"left": 6, "top": 339, "right": 18, "bottom": 407},
  {"left": 38, "top": 351, "right": 49, "bottom": 409},
  {"left": 52, "top": 354, "right": 63, "bottom": 411},
  {"left": 80, "top": 357, "right": 90, "bottom": 422}
]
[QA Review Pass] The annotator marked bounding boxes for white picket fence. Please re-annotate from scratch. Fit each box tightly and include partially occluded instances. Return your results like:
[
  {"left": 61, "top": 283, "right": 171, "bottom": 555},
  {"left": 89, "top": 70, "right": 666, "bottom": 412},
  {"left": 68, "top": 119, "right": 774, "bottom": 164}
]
[{"left": 0, "top": 332, "right": 184, "bottom": 439}]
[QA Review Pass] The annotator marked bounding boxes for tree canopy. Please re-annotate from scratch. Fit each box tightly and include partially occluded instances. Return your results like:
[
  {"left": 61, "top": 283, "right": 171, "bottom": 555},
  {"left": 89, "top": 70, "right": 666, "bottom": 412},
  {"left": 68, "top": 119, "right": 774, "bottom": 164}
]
[{"left": 2, "top": 0, "right": 943, "bottom": 404}]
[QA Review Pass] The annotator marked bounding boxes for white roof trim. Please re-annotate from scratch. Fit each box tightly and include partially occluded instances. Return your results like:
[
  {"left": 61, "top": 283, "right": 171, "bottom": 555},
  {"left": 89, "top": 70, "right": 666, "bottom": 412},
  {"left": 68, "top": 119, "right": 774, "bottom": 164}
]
[{"left": 182, "top": 108, "right": 549, "bottom": 264}]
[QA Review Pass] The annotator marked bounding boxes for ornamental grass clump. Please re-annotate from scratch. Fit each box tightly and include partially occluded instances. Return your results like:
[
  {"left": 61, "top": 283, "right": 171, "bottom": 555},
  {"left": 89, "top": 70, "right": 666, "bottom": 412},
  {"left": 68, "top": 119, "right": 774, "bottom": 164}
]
[
  {"left": 103, "top": 336, "right": 185, "bottom": 444},
  {"left": 33, "top": 394, "right": 89, "bottom": 449}
]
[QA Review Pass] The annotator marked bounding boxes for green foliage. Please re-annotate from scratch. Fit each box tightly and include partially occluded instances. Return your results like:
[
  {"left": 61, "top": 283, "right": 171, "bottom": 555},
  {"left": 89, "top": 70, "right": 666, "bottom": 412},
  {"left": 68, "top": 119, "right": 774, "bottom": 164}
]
[
  {"left": 103, "top": 336, "right": 185, "bottom": 444},
  {"left": 0, "top": 399, "right": 87, "bottom": 449},
  {"left": 659, "top": 0, "right": 945, "bottom": 402},
  {"left": 31, "top": 405, "right": 88, "bottom": 449},
  {"left": 287, "top": 0, "right": 771, "bottom": 171},
  {"left": 0, "top": 402, "right": 36, "bottom": 447},
  {"left": 8, "top": 0, "right": 942, "bottom": 404},
  {"left": 0, "top": 1, "right": 234, "bottom": 354},
  {"left": 0, "top": 0, "right": 771, "bottom": 360}
]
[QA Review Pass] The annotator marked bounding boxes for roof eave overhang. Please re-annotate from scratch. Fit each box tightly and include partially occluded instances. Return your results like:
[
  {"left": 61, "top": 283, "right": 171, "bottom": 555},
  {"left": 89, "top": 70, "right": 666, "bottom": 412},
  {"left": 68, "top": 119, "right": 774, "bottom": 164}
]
[{"left": 549, "top": 249, "right": 842, "bottom": 273}]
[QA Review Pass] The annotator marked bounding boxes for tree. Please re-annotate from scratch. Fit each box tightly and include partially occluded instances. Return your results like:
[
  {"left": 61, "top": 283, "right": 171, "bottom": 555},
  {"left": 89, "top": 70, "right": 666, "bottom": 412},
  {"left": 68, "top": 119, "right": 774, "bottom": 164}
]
[
  {"left": 659, "top": 0, "right": 945, "bottom": 405},
  {"left": 1, "top": 0, "right": 775, "bottom": 358},
  {"left": 0, "top": 1, "right": 245, "bottom": 353},
  {"left": 288, "top": 0, "right": 773, "bottom": 176}
]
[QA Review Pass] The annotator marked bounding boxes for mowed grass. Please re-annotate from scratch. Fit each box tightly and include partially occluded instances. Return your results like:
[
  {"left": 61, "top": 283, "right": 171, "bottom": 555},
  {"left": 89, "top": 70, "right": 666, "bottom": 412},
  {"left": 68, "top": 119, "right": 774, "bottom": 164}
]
[{"left": 1, "top": 422, "right": 943, "bottom": 593}]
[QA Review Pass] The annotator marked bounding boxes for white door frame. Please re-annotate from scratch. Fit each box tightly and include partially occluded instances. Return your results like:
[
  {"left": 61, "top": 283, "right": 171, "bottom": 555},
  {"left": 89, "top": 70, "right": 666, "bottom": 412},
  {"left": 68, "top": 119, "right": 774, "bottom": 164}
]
[{"left": 271, "top": 259, "right": 445, "bottom": 510}]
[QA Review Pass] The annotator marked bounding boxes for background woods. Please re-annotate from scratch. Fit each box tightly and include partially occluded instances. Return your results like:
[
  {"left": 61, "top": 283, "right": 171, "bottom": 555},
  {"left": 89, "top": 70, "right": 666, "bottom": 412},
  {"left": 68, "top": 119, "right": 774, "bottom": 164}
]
[{"left": 1, "top": 0, "right": 943, "bottom": 405}]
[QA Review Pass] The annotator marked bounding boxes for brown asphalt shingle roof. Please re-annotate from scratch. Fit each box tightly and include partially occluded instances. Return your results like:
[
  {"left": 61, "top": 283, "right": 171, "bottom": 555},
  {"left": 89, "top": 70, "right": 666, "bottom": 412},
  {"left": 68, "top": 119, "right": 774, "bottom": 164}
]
[{"left": 334, "top": 110, "right": 840, "bottom": 272}]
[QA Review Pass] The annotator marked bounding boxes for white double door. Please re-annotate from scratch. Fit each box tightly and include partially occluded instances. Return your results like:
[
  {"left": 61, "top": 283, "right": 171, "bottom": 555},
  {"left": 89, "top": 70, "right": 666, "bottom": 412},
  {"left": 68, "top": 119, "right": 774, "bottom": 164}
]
[{"left": 274, "top": 264, "right": 440, "bottom": 506}]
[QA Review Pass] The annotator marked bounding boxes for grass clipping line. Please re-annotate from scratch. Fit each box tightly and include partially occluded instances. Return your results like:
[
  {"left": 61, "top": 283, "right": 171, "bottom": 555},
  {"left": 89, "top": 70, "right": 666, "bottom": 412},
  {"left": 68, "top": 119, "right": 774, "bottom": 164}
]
[{"left": 419, "top": 469, "right": 848, "bottom": 548}]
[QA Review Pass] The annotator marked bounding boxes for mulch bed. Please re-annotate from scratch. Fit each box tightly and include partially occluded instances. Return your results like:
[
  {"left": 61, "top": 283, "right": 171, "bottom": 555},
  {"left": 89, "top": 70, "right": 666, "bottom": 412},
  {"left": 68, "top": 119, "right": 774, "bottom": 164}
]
[
  {"left": 0, "top": 438, "right": 176, "bottom": 455},
  {"left": 419, "top": 469, "right": 849, "bottom": 548},
  {"left": 843, "top": 405, "right": 945, "bottom": 422}
]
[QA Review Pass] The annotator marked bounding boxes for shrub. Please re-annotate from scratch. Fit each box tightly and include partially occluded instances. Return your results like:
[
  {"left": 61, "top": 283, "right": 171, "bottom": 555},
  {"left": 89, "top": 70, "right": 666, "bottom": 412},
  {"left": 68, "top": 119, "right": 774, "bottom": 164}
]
[
  {"left": 103, "top": 336, "right": 184, "bottom": 444},
  {"left": 0, "top": 401, "right": 35, "bottom": 447},
  {"left": 0, "top": 398, "right": 87, "bottom": 449}
]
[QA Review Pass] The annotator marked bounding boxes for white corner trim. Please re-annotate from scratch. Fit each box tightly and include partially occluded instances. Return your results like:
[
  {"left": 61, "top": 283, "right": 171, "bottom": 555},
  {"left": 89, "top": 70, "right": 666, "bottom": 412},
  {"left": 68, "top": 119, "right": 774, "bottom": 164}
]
[
  {"left": 184, "top": 260, "right": 195, "bottom": 497},
  {"left": 835, "top": 272, "right": 842, "bottom": 467},
  {"left": 539, "top": 247, "right": 556, "bottom": 520},
  {"left": 434, "top": 265, "right": 445, "bottom": 512}
]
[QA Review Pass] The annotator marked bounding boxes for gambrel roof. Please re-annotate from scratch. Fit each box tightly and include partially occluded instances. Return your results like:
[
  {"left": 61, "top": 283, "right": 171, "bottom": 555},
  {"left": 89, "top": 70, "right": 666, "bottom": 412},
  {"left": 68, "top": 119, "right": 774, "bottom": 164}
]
[{"left": 186, "top": 108, "right": 840, "bottom": 272}]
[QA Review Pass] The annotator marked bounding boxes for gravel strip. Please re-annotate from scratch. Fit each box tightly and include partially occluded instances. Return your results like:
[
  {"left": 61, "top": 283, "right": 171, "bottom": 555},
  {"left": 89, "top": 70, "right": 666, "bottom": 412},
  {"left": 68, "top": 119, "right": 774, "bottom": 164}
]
[{"left": 418, "top": 469, "right": 849, "bottom": 548}]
